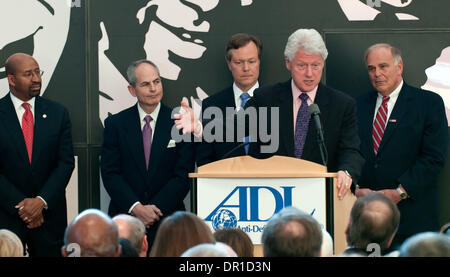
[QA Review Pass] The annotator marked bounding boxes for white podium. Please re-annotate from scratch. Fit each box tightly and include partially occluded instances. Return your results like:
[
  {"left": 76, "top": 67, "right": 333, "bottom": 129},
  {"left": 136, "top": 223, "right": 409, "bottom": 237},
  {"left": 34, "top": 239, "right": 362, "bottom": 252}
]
[{"left": 189, "top": 155, "right": 356, "bottom": 256}]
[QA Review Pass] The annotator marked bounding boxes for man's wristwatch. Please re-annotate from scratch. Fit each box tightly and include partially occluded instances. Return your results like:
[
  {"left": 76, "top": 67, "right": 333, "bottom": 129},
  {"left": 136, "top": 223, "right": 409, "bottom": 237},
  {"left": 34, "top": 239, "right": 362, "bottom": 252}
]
[{"left": 396, "top": 187, "right": 408, "bottom": 200}]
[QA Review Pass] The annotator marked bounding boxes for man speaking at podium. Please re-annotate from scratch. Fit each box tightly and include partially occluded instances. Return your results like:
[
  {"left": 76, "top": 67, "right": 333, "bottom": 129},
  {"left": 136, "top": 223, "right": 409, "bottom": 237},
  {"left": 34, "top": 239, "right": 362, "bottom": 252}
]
[{"left": 175, "top": 29, "right": 364, "bottom": 200}]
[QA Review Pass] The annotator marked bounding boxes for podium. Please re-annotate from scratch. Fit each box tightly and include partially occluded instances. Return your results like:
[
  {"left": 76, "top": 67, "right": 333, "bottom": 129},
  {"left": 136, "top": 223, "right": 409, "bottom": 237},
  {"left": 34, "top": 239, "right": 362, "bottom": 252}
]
[{"left": 189, "top": 155, "right": 356, "bottom": 256}]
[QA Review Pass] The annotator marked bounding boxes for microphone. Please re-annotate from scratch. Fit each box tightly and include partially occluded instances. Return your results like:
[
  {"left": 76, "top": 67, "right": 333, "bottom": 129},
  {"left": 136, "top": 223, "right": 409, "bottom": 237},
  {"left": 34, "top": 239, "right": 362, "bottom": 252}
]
[
  {"left": 221, "top": 141, "right": 252, "bottom": 160},
  {"left": 308, "top": 104, "right": 328, "bottom": 166}
]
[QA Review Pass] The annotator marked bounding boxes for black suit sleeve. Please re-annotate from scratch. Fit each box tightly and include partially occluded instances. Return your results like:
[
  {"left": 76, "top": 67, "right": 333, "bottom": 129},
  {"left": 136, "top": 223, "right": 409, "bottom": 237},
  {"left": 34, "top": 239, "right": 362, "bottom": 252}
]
[
  {"left": 397, "top": 94, "right": 449, "bottom": 198},
  {"left": 101, "top": 116, "right": 141, "bottom": 212},
  {"left": 38, "top": 107, "right": 75, "bottom": 209},
  {"left": 150, "top": 141, "right": 194, "bottom": 214},
  {"left": 336, "top": 97, "right": 364, "bottom": 183}
]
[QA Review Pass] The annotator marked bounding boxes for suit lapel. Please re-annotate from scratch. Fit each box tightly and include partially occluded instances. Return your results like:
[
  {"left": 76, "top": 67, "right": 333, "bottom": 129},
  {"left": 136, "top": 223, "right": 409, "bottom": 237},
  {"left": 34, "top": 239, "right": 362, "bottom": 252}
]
[
  {"left": 125, "top": 105, "right": 148, "bottom": 177},
  {"left": 146, "top": 105, "right": 172, "bottom": 181},
  {"left": 378, "top": 83, "right": 411, "bottom": 154},
  {"left": 278, "top": 81, "right": 295, "bottom": 157},
  {"left": 0, "top": 94, "right": 29, "bottom": 164}
]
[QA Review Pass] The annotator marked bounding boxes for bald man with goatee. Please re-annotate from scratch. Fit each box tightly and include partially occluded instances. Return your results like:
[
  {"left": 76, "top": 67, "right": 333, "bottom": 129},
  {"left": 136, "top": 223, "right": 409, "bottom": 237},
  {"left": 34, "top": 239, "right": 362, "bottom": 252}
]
[{"left": 0, "top": 53, "right": 74, "bottom": 256}]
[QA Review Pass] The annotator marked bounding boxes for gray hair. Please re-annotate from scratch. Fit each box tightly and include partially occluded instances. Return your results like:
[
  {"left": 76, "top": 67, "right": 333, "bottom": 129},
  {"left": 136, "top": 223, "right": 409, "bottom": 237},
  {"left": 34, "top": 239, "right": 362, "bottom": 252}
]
[
  {"left": 399, "top": 232, "right": 450, "bottom": 257},
  {"left": 113, "top": 214, "right": 146, "bottom": 253},
  {"left": 126, "top": 59, "right": 160, "bottom": 86},
  {"left": 180, "top": 243, "right": 228, "bottom": 257},
  {"left": 364, "top": 43, "right": 403, "bottom": 66},
  {"left": 284, "top": 29, "right": 328, "bottom": 61},
  {"left": 262, "top": 207, "right": 323, "bottom": 257}
]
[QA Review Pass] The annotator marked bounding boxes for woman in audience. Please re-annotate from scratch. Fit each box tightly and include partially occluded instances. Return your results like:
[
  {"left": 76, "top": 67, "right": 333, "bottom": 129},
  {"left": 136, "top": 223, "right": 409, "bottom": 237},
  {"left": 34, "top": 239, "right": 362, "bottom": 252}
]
[
  {"left": 214, "top": 227, "right": 254, "bottom": 257},
  {"left": 149, "top": 211, "right": 215, "bottom": 257}
]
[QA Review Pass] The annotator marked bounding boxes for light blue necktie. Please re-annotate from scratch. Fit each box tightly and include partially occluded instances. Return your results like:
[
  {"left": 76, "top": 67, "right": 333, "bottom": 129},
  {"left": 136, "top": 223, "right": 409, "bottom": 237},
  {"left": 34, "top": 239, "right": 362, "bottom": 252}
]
[{"left": 240, "top": 92, "right": 251, "bottom": 154}]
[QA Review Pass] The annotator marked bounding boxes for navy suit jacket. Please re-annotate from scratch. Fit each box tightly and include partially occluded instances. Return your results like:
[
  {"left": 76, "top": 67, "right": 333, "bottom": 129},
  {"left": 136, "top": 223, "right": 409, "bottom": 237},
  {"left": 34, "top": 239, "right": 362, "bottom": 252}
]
[
  {"left": 0, "top": 93, "right": 74, "bottom": 246},
  {"left": 196, "top": 86, "right": 253, "bottom": 166},
  {"left": 100, "top": 103, "right": 195, "bottom": 242},
  {"left": 356, "top": 83, "right": 448, "bottom": 235},
  {"left": 246, "top": 80, "right": 364, "bottom": 182}
]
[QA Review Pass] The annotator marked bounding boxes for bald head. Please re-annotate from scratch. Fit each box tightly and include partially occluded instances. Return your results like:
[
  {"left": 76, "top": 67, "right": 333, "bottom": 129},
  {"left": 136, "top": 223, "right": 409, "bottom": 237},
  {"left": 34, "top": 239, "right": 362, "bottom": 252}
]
[
  {"left": 63, "top": 209, "right": 120, "bottom": 257},
  {"left": 5, "top": 53, "right": 42, "bottom": 101},
  {"left": 347, "top": 193, "right": 400, "bottom": 250}
]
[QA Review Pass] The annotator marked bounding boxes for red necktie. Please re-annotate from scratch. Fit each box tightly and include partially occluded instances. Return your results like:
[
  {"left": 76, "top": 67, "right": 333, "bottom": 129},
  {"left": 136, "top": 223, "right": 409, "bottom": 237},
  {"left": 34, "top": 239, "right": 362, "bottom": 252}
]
[
  {"left": 22, "top": 103, "right": 34, "bottom": 163},
  {"left": 372, "top": 96, "right": 390, "bottom": 155}
]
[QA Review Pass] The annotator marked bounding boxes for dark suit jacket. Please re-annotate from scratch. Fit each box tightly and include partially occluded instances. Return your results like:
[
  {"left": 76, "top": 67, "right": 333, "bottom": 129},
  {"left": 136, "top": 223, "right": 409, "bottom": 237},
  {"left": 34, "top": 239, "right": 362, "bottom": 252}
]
[
  {"left": 356, "top": 83, "right": 448, "bottom": 236},
  {"left": 246, "top": 80, "right": 364, "bottom": 181},
  {"left": 100, "top": 103, "right": 195, "bottom": 242},
  {"left": 0, "top": 93, "right": 75, "bottom": 249},
  {"left": 196, "top": 86, "right": 253, "bottom": 166}
]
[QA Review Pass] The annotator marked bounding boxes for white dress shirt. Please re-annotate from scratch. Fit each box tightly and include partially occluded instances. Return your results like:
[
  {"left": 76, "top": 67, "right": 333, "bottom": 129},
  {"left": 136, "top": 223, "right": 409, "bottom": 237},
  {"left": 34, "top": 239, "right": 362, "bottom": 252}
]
[{"left": 372, "top": 80, "right": 403, "bottom": 125}]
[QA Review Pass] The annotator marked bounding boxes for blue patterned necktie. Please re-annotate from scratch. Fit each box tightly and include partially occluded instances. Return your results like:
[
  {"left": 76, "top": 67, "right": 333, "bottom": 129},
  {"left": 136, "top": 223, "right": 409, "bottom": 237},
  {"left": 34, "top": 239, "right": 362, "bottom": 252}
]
[
  {"left": 294, "top": 93, "right": 310, "bottom": 158},
  {"left": 240, "top": 92, "right": 251, "bottom": 154}
]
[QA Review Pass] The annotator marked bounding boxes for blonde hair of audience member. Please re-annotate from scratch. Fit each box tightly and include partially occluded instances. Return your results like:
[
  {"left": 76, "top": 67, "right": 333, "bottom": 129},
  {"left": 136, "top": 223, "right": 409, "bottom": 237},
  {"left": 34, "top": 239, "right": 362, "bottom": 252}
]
[
  {"left": 214, "top": 227, "right": 254, "bottom": 257},
  {"left": 0, "top": 229, "right": 24, "bottom": 257},
  {"left": 150, "top": 211, "right": 215, "bottom": 257},
  {"left": 321, "top": 229, "right": 334, "bottom": 257},
  {"left": 181, "top": 243, "right": 228, "bottom": 257},
  {"left": 113, "top": 214, "right": 148, "bottom": 257}
]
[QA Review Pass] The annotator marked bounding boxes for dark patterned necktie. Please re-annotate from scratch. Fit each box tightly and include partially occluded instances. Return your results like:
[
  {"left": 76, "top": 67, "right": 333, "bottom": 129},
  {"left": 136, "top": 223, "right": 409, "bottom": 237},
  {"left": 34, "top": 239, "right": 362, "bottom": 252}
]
[
  {"left": 294, "top": 93, "right": 310, "bottom": 158},
  {"left": 143, "top": 115, "right": 153, "bottom": 169},
  {"left": 22, "top": 103, "right": 34, "bottom": 163},
  {"left": 240, "top": 92, "right": 251, "bottom": 154}
]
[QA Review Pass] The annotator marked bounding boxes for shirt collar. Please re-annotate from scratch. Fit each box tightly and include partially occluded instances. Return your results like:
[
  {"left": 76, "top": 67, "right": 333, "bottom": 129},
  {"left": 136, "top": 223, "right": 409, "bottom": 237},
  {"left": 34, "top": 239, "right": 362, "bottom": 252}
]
[
  {"left": 10, "top": 92, "right": 35, "bottom": 111},
  {"left": 291, "top": 79, "right": 318, "bottom": 103},
  {"left": 137, "top": 102, "right": 161, "bottom": 124},
  {"left": 233, "top": 81, "right": 259, "bottom": 101},
  {"left": 377, "top": 79, "right": 403, "bottom": 101}
]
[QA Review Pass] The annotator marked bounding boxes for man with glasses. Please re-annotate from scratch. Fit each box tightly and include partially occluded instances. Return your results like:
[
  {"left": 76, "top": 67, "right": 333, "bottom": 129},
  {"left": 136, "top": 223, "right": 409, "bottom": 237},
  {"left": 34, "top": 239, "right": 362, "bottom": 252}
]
[{"left": 0, "top": 53, "right": 75, "bottom": 256}]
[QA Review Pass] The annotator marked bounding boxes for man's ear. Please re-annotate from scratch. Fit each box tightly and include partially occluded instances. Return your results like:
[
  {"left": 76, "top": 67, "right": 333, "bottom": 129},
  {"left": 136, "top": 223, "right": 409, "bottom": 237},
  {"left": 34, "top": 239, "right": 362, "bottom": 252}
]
[
  {"left": 141, "top": 235, "right": 148, "bottom": 257},
  {"left": 128, "top": 85, "right": 137, "bottom": 97},
  {"left": 7, "top": 74, "right": 15, "bottom": 87}
]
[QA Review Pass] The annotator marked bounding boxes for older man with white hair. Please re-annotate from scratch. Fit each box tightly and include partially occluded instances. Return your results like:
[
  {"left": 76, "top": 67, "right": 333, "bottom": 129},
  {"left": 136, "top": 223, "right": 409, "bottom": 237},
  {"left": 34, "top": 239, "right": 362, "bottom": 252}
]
[{"left": 246, "top": 28, "right": 364, "bottom": 199}]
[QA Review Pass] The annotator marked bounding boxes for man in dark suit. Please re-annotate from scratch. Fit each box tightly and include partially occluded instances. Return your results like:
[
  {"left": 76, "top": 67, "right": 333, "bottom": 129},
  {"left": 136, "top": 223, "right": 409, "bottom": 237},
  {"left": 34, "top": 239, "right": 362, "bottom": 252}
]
[
  {"left": 356, "top": 43, "right": 448, "bottom": 248},
  {"left": 196, "top": 33, "right": 263, "bottom": 166},
  {"left": 246, "top": 29, "right": 364, "bottom": 199},
  {"left": 0, "top": 53, "right": 75, "bottom": 256},
  {"left": 100, "top": 60, "right": 195, "bottom": 248}
]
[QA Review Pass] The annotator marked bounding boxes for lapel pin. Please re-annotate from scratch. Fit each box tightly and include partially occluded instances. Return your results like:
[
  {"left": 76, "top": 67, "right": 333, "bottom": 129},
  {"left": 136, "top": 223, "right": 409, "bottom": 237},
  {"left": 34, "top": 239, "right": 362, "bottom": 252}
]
[
  {"left": 42, "top": 114, "right": 47, "bottom": 119},
  {"left": 389, "top": 119, "right": 397, "bottom": 123}
]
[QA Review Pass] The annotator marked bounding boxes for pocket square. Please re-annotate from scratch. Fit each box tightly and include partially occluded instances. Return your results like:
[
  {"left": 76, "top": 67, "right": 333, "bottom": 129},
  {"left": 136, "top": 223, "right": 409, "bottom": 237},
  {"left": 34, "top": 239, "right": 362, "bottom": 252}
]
[{"left": 167, "top": 139, "right": 176, "bottom": 148}]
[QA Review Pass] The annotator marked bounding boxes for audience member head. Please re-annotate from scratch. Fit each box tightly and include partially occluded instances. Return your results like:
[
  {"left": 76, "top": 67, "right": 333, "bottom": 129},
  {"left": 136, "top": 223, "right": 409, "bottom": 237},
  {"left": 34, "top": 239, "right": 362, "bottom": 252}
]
[
  {"left": 215, "top": 242, "right": 238, "bottom": 257},
  {"left": 214, "top": 227, "right": 254, "bottom": 257},
  {"left": 0, "top": 229, "right": 24, "bottom": 257},
  {"left": 225, "top": 33, "right": 262, "bottom": 92},
  {"left": 113, "top": 214, "right": 148, "bottom": 257},
  {"left": 62, "top": 209, "right": 121, "bottom": 257},
  {"left": 399, "top": 232, "right": 450, "bottom": 257},
  {"left": 346, "top": 193, "right": 400, "bottom": 252},
  {"left": 181, "top": 243, "right": 227, "bottom": 257},
  {"left": 440, "top": 223, "right": 450, "bottom": 237},
  {"left": 261, "top": 207, "right": 322, "bottom": 257},
  {"left": 150, "top": 211, "right": 215, "bottom": 257},
  {"left": 321, "top": 229, "right": 334, "bottom": 257},
  {"left": 119, "top": 238, "right": 139, "bottom": 257}
]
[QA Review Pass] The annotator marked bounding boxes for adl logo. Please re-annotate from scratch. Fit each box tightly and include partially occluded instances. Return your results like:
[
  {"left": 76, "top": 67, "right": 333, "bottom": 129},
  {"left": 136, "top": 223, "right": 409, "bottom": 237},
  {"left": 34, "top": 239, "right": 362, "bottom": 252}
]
[{"left": 205, "top": 186, "right": 295, "bottom": 226}]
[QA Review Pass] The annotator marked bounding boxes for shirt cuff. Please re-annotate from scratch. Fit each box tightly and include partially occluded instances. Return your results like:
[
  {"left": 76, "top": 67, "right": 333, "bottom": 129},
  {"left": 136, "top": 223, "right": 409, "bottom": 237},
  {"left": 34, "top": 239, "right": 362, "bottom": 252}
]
[
  {"left": 37, "top": 196, "right": 48, "bottom": 209},
  {"left": 128, "top": 201, "right": 141, "bottom": 215}
]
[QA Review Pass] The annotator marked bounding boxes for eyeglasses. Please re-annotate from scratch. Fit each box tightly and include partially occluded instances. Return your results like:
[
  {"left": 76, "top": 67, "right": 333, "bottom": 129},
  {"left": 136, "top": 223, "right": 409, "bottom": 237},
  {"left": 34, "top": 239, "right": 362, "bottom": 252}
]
[{"left": 20, "top": 69, "right": 44, "bottom": 79}]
